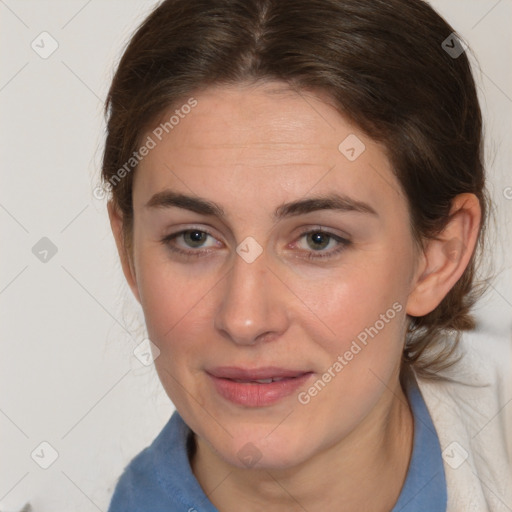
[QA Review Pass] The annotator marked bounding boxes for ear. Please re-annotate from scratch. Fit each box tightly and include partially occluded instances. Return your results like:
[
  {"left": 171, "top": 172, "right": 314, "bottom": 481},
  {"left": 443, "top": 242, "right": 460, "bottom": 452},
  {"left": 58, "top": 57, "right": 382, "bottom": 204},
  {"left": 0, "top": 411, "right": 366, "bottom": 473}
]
[
  {"left": 107, "top": 201, "right": 141, "bottom": 304},
  {"left": 406, "top": 193, "right": 481, "bottom": 317}
]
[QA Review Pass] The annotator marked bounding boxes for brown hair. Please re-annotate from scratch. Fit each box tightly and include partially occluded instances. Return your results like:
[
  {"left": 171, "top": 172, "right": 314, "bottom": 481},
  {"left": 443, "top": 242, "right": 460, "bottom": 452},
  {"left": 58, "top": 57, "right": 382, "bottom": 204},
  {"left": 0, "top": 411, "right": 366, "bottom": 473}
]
[{"left": 102, "top": 0, "right": 489, "bottom": 377}]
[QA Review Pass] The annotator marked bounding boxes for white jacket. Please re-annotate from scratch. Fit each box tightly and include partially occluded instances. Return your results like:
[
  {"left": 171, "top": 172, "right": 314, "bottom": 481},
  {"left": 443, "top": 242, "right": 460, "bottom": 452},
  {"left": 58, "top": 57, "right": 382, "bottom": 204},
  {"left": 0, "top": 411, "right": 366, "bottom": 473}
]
[{"left": 417, "top": 334, "right": 512, "bottom": 511}]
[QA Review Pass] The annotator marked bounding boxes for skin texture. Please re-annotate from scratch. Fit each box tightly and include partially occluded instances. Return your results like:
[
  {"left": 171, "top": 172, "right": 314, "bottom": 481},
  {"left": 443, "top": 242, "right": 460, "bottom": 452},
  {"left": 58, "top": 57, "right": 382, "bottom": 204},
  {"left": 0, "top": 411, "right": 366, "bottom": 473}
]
[{"left": 108, "top": 82, "right": 481, "bottom": 511}]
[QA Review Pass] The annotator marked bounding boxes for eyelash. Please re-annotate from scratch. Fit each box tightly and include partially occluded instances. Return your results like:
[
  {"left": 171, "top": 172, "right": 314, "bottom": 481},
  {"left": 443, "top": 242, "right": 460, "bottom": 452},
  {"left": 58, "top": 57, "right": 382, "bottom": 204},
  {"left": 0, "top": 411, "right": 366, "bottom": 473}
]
[{"left": 160, "top": 228, "right": 351, "bottom": 260}]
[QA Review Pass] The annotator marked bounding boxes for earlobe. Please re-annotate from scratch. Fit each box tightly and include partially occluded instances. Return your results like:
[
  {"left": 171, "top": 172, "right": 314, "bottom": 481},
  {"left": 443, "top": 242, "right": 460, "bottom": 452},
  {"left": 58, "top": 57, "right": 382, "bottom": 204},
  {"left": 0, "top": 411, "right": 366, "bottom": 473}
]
[
  {"left": 406, "top": 193, "right": 481, "bottom": 317},
  {"left": 107, "top": 201, "right": 141, "bottom": 304}
]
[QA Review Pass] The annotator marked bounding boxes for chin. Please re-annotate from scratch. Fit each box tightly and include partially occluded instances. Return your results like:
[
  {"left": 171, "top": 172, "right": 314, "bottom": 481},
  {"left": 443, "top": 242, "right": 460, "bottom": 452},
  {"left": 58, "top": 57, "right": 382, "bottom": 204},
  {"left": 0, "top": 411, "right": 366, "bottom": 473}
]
[{"left": 206, "top": 423, "right": 313, "bottom": 471}]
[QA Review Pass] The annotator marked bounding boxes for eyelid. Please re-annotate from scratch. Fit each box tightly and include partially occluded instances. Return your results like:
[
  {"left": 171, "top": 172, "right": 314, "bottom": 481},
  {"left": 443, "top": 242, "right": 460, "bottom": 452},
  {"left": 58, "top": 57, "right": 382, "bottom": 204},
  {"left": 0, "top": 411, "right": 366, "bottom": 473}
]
[
  {"left": 293, "top": 225, "right": 351, "bottom": 245},
  {"left": 161, "top": 224, "right": 220, "bottom": 241},
  {"left": 297, "top": 227, "right": 350, "bottom": 242}
]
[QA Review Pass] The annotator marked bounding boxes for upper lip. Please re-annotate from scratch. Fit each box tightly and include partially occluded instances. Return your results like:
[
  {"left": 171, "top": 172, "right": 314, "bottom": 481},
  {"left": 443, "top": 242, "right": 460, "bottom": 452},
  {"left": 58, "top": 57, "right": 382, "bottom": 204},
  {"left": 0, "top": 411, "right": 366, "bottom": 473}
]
[{"left": 207, "top": 366, "right": 311, "bottom": 380}]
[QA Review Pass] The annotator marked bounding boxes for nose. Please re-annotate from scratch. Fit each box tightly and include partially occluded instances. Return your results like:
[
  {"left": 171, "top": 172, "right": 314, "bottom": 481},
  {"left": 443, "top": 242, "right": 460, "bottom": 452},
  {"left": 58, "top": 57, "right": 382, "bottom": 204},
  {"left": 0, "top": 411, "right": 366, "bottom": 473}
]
[{"left": 214, "top": 250, "right": 290, "bottom": 346}]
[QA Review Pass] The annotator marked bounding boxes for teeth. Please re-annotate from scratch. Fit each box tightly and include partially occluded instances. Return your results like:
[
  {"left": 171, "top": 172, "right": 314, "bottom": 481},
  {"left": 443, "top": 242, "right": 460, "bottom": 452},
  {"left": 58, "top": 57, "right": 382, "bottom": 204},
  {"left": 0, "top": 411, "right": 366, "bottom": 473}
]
[{"left": 233, "top": 377, "right": 288, "bottom": 384}]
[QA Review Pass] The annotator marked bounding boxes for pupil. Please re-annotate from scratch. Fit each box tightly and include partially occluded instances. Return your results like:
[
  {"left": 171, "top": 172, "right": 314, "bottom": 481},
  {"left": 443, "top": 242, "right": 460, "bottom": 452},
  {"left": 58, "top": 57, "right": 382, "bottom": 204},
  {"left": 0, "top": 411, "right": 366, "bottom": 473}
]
[
  {"left": 186, "top": 231, "right": 206, "bottom": 246},
  {"left": 308, "top": 232, "right": 329, "bottom": 250}
]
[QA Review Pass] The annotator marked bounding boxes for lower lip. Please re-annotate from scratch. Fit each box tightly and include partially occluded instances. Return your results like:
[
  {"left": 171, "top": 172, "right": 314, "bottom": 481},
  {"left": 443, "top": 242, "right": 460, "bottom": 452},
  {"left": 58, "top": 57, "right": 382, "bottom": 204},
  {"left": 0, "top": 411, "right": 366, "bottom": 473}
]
[{"left": 208, "top": 373, "right": 313, "bottom": 407}]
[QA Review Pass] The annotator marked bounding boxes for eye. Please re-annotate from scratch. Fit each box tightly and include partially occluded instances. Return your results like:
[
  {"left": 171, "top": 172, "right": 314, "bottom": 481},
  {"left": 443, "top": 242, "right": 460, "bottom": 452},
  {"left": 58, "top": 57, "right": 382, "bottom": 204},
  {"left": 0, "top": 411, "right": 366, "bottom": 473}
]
[
  {"left": 180, "top": 230, "right": 213, "bottom": 248},
  {"left": 301, "top": 232, "right": 337, "bottom": 251},
  {"left": 293, "top": 229, "right": 350, "bottom": 259},
  {"left": 161, "top": 228, "right": 222, "bottom": 256}
]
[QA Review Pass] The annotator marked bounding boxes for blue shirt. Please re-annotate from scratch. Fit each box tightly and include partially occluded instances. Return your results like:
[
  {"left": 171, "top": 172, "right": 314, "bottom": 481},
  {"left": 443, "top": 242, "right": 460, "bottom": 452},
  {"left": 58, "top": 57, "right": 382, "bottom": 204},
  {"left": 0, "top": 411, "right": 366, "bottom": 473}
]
[{"left": 108, "top": 374, "right": 447, "bottom": 511}]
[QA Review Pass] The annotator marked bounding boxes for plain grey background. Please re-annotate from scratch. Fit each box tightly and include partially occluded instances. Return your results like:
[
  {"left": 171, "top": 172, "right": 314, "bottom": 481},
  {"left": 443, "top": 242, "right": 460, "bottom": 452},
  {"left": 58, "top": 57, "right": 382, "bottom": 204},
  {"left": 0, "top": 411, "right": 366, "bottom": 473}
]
[{"left": 1, "top": 1, "right": 511, "bottom": 510}]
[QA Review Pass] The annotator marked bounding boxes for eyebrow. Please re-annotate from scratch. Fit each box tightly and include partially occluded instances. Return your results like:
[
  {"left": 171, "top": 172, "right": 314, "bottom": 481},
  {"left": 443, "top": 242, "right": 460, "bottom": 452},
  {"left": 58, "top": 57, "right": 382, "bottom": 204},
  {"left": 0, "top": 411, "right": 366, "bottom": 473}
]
[
  {"left": 145, "top": 190, "right": 378, "bottom": 219},
  {"left": 275, "top": 195, "right": 378, "bottom": 218},
  {"left": 145, "top": 190, "right": 224, "bottom": 217}
]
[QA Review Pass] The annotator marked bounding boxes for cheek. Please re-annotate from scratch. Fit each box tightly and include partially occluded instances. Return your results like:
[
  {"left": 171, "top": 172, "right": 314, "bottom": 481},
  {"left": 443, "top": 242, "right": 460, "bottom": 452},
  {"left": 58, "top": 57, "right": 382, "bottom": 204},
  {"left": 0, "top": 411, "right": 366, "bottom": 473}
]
[
  {"left": 299, "top": 249, "right": 410, "bottom": 353},
  {"left": 136, "top": 254, "right": 219, "bottom": 410},
  {"left": 294, "top": 261, "right": 408, "bottom": 429},
  {"left": 134, "top": 246, "right": 218, "bottom": 354}
]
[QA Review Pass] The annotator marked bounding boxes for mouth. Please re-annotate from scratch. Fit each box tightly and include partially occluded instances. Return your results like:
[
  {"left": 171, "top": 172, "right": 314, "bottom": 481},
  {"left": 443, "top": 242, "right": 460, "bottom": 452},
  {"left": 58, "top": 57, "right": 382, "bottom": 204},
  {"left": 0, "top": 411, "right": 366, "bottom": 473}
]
[
  {"left": 206, "top": 366, "right": 313, "bottom": 407},
  {"left": 231, "top": 377, "right": 293, "bottom": 384}
]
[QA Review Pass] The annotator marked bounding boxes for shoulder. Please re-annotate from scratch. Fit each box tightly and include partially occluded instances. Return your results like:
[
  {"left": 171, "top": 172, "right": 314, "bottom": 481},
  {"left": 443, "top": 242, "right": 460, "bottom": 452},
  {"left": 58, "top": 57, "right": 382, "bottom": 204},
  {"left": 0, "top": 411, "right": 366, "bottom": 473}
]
[
  {"left": 107, "top": 411, "right": 195, "bottom": 512},
  {"left": 416, "top": 331, "right": 511, "bottom": 451},
  {"left": 107, "top": 444, "right": 162, "bottom": 510},
  {"left": 416, "top": 332, "right": 512, "bottom": 511}
]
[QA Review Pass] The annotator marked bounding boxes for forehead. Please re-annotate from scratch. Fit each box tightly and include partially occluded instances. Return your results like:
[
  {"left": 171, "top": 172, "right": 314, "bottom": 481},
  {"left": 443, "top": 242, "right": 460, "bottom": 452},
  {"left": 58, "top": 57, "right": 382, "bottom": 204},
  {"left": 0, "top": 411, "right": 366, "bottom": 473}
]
[
  {"left": 150, "top": 83, "right": 353, "bottom": 157},
  {"left": 134, "top": 82, "right": 404, "bottom": 217}
]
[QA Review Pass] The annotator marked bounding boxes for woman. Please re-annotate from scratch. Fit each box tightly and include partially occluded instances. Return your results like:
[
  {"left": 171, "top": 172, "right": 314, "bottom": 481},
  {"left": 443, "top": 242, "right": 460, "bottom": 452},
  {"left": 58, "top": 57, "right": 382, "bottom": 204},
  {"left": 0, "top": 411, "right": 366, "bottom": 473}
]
[{"left": 102, "top": 0, "right": 511, "bottom": 510}]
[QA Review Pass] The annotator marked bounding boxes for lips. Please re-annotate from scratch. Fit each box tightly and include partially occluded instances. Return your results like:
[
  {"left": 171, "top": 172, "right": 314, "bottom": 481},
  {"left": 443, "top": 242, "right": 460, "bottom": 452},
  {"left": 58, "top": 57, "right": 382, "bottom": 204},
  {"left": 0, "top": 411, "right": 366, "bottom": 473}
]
[
  {"left": 208, "top": 366, "right": 309, "bottom": 380},
  {"left": 207, "top": 366, "right": 313, "bottom": 407}
]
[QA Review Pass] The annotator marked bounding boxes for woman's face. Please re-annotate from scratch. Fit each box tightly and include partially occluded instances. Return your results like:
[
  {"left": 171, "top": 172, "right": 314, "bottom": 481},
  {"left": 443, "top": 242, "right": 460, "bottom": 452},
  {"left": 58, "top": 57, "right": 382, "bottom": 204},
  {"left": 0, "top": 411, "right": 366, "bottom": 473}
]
[{"left": 125, "top": 82, "right": 421, "bottom": 469}]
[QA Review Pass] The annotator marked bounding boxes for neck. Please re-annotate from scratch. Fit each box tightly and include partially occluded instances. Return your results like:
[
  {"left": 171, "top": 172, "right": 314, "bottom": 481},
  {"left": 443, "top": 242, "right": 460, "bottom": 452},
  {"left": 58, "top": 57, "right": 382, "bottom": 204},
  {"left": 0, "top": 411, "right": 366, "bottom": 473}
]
[{"left": 191, "top": 374, "right": 413, "bottom": 512}]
